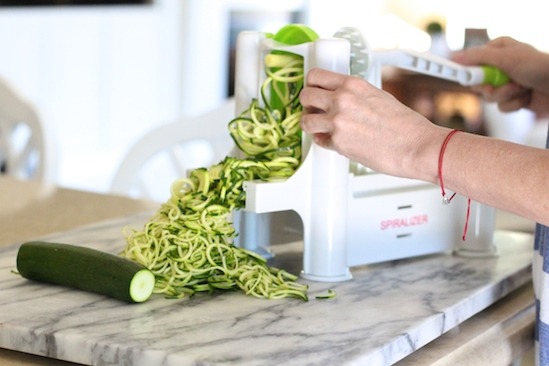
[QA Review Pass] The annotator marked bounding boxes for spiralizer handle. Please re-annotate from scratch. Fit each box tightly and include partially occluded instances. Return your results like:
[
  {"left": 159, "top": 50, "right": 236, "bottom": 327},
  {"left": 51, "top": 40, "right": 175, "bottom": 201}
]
[
  {"left": 376, "top": 49, "right": 509, "bottom": 87},
  {"left": 480, "top": 65, "right": 509, "bottom": 87}
]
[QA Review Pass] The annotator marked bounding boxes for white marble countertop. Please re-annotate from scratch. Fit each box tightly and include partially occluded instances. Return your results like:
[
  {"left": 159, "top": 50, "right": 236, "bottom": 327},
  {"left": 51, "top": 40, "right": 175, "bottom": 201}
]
[{"left": 0, "top": 212, "right": 533, "bottom": 366}]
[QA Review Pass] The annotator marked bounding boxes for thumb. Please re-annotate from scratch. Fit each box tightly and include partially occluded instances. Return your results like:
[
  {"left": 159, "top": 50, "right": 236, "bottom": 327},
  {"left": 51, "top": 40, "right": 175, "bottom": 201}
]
[
  {"left": 451, "top": 37, "right": 513, "bottom": 67},
  {"left": 450, "top": 47, "right": 497, "bottom": 66}
]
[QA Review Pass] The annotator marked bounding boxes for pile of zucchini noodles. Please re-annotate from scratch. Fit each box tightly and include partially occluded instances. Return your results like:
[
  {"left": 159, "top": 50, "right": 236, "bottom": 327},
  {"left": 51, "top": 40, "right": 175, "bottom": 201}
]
[{"left": 121, "top": 50, "right": 309, "bottom": 300}]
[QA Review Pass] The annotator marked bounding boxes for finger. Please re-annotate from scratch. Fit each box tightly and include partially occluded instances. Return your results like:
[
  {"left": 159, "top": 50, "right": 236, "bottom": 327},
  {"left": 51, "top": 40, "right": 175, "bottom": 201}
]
[
  {"left": 498, "top": 91, "right": 532, "bottom": 112},
  {"left": 306, "top": 68, "right": 347, "bottom": 90},
  {"left": 300, "top": 111, "right": 333, "bottom": 135},
  {"left": 474, "top": 82, "right": 530, "bottom": 103},
  {"left": 470, "top": 84, "right": 494, "bottom": 98},
  {"left": 488, "top": 83, "right": 531, "bottom": 103},
  {"left": 312, "top": 133, "right": 334, "bottom": 150},
  {"left": 299, "top": 85, "right": 334, "bottom": 112},
  {"left": 300, "top": 113, "right": 336, "bottom": 151},
  {"left": 450, "top": 37, "right": 516, "bottom": 67},
  {"left": 484, "top": 36, "right": 519, "bottom": 49},
  {"left": 451, "top": 47, "right": 500, "bottom": 66}
]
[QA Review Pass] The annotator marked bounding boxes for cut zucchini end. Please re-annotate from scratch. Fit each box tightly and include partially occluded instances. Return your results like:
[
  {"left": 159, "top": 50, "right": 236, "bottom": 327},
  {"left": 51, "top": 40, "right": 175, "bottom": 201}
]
[{"left": 129, "top": 269, "right": 156, "bottom": 303}]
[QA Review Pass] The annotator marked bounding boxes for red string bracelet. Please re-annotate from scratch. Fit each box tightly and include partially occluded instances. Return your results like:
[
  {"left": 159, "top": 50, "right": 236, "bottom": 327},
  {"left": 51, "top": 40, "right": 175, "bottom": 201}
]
[{"left": 438, "top": 129, "right": 471, "bottom": 241}]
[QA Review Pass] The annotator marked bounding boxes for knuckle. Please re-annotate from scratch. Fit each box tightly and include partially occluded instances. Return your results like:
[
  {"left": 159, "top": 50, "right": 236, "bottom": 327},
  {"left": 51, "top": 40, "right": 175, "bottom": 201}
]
[{"left": 332, "top": 88, "right": 357, "bottom": 112}]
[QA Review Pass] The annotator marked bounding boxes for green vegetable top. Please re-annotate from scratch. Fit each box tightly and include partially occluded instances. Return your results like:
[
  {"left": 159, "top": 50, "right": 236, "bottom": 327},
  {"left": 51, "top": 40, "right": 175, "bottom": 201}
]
[{"left": 273, "top": 24, "right": 319, "bottom": 45}]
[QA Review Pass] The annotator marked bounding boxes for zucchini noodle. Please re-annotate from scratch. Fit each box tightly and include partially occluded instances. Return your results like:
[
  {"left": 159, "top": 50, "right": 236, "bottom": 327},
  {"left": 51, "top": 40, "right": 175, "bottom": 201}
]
[{"left": 121, "top": 50, "right": 308, "bottom": 300}]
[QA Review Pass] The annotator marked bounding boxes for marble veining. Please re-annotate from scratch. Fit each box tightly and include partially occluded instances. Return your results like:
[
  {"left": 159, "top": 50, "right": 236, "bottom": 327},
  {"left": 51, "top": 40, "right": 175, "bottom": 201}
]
[{"left": 0, "top": 212, "right": 534, "bottom": 365}]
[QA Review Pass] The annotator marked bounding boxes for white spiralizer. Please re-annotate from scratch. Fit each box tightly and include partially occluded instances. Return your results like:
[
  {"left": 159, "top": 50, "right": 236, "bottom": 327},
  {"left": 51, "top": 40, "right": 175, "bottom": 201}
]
[{"left": 234, "top": 29, "right": 497, "bottom": 282}]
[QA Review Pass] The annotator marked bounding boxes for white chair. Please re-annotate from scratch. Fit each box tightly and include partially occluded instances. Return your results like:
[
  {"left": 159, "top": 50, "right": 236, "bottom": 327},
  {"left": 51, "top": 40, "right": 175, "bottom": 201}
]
[
  {"left": 111, "top": 98, "right": 237, "bottom": 202},
  {"left": 0, "top": 78, "right": 52, "bottom": 181}
]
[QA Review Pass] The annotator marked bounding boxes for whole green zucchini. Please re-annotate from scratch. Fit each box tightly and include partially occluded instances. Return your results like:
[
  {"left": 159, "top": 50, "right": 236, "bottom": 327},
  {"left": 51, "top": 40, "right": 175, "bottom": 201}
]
[{"left": 16, "top": 241, "right": 155, "bottom": 303}]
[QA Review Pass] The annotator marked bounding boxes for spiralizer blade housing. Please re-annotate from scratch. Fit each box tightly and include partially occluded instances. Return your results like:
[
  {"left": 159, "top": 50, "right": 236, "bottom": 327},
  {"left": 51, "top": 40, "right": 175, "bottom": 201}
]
[{"left": 235, "top": 25, "right": 498, "bottom": 283}]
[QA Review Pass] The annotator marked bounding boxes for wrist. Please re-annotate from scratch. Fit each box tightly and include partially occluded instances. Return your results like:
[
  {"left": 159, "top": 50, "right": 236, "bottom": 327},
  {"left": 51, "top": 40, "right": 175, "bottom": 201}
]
[
  {"left": 407, "top": 125, "right": 451, "bottom": 184},
  {"left": 438, "top": 129, "right": 461, "bottom": 203}
]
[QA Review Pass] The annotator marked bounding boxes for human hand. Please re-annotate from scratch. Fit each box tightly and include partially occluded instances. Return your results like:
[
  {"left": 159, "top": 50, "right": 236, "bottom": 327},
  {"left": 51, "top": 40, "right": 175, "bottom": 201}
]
[
  {"left": 299, "top": 68, "right": 446, "bottom": 182},
  {"left": 452, "top": 37, "right": 549, "bottom": 117}
]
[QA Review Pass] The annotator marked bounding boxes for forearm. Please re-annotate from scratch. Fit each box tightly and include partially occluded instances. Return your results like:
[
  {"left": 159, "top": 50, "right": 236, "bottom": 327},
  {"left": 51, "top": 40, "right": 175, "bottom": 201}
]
[
  {"left": 299, "top": 67, "right": 549, "bottom": 226},
  {"left": 426, "top": 130, "right": 549, "bottom": 225}
]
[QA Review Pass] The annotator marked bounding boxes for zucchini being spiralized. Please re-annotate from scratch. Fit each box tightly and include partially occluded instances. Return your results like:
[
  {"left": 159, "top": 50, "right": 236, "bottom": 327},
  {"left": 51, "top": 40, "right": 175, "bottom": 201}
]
[{"left": 121, "top": 48, "right": 309, "bottom": 300}]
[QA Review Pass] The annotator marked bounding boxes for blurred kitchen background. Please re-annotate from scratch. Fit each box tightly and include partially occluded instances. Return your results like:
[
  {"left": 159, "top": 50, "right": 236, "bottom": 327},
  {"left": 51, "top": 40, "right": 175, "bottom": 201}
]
[{"left": 1, "top": 0, "right": 547, "bottom": 197}]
